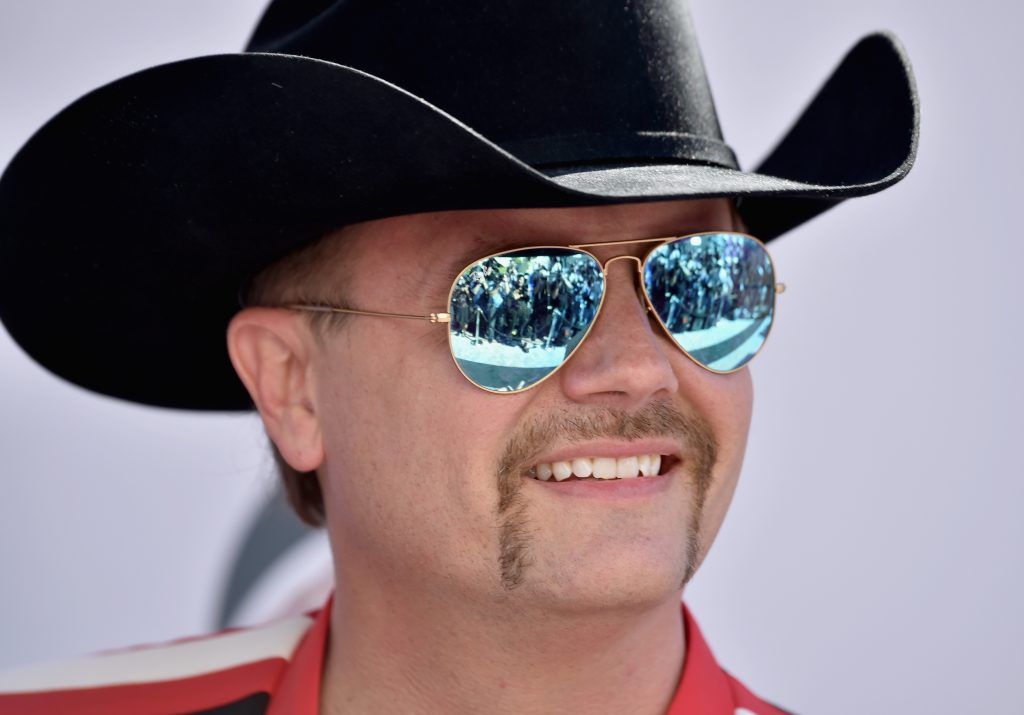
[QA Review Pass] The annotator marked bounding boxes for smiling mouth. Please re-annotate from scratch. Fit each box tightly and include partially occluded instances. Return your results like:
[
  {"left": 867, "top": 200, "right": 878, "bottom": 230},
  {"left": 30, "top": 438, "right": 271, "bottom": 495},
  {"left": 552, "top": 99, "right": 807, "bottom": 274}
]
[{"left": 526, "top": 453, "right": 679, "bottom": 482}]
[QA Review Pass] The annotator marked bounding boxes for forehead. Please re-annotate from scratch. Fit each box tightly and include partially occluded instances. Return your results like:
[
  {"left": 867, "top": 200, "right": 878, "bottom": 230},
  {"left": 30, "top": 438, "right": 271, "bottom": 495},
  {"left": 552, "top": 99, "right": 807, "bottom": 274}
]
[{"left": 340, "top": 198, "right": 735, "bottom": 301}]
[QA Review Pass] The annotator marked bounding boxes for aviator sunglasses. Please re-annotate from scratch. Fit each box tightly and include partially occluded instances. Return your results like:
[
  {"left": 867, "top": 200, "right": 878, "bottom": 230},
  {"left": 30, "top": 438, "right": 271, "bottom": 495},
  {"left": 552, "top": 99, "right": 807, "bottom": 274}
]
[{"left": 288, "top": 232, "right": 785, "bottom": 393}]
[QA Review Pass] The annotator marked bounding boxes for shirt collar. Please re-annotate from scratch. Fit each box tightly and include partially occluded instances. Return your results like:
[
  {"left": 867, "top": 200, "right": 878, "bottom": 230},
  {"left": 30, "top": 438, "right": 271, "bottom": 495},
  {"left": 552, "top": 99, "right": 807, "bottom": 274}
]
[
  {"left": 266, "top": 594, "right": 331, "bottom": 715},
  {"left": 666, "top": 602, "right": 737, "bottom": 714},
  {"left": 269, "top": 596, "right": 738, "bottom": 715}
]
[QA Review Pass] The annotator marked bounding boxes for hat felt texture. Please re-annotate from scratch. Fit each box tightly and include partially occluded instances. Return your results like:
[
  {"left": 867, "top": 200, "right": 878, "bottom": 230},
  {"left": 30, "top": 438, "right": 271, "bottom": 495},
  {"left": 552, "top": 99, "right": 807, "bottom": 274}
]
[{"left": 0, "top": 0, "right": 919, "bottom": 410}]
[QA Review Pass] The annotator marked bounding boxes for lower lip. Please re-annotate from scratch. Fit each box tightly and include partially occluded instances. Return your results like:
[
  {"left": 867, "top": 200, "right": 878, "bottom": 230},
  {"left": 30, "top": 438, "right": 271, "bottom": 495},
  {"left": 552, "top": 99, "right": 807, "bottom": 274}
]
[{"left": 523, "top": 463, "right": 680, "bottom": 501}]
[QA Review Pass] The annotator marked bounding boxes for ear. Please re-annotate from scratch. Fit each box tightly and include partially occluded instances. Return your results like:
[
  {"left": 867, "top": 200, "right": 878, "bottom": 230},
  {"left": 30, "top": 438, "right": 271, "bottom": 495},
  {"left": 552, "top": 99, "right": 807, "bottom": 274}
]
[{"left": 226, "top": 307, "right": 324, "bottom": 472}]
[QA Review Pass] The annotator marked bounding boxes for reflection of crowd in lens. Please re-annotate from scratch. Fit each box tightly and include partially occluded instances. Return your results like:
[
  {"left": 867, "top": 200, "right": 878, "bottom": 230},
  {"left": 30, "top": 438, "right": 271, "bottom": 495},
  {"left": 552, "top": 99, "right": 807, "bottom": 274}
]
[
  {"left": 451, "top": 254, "right": 602, "bottom": 352},
  {"left": 645, "top": 237, "right": 773, "bottom": 334},
  {"left": 450, "top": 238, "right": 773, "bottom": 353}
]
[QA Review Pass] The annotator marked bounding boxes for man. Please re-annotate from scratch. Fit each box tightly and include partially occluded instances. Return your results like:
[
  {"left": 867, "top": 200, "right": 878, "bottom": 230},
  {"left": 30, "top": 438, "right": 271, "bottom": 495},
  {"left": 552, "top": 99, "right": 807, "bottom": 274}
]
[{"left": 0, "top": 0, "right": 918, "bottom": 713}]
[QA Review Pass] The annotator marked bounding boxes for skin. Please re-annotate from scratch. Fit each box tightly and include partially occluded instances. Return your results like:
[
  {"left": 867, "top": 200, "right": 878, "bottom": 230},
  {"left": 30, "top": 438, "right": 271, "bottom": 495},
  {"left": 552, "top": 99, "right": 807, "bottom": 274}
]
[{"left": 227, "top": 198, "right": 754, "bottom": 714}]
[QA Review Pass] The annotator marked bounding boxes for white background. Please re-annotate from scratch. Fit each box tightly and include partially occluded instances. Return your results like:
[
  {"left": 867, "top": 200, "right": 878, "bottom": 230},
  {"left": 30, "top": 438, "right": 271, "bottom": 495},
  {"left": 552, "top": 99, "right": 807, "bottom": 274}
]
[{"left": 1, "top": 1, "right": 1021, "bottom": 713}]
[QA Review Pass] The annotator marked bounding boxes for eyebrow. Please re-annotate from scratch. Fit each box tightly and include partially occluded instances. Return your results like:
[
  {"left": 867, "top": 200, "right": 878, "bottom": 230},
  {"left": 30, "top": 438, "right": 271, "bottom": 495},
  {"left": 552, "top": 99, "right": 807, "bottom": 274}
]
[
  {"left": 441, "top": 233, "right": 496, "bottom": 281},
  {"left": 419, "top": 233, "right": 527, "bottom": 306}
]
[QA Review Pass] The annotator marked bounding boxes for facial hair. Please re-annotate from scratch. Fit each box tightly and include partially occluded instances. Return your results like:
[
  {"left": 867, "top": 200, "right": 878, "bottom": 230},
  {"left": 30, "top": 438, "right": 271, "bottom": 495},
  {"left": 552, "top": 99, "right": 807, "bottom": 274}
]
[{"left": 495, "top": 400, "right": 718, "bottom": 589}]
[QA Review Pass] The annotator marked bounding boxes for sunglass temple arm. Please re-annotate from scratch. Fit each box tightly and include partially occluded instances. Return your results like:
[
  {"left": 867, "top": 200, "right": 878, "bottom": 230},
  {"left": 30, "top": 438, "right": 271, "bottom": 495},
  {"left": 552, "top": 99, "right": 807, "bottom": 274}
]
[{"left": 285, "top": 304, "right": 451, "bottom": 323}]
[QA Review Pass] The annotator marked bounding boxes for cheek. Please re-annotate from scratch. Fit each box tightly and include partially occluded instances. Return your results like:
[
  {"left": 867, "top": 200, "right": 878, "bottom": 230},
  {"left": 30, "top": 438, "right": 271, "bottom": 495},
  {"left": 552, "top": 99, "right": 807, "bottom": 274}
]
[
  {"left": 675, "top": 361, "right": 754, "bottom": 554},
  {"left": 312, "top": 323, "right": 525, "bottom": 575},
  {"left": 317, "top": 323, "right": 458, "bottom": 489}
]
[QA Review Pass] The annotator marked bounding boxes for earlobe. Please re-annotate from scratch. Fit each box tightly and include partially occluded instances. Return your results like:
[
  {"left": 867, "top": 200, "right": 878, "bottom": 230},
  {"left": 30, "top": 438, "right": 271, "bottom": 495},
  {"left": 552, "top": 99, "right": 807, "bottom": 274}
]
[{"left": 226, "top": 308, "right": 324, "bottom": 472}]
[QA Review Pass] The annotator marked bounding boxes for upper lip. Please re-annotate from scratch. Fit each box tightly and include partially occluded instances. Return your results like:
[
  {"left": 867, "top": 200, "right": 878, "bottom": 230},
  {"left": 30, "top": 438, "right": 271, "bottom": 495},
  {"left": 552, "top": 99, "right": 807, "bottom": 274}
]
[{"left": 528, "top": 438, "right": 682, "bottom": 466}]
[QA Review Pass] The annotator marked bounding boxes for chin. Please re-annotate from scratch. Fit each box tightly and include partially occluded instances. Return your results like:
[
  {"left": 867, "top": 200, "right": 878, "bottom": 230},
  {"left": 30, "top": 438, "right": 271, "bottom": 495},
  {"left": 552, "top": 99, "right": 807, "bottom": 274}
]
[{"left": 523, "top": 543, "right": 693, "bottom": 614}]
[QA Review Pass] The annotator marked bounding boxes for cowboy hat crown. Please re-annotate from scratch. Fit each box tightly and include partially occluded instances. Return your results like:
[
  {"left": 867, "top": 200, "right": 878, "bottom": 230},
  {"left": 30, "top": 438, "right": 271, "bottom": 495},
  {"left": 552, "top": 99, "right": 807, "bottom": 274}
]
[{"left": 249, "top": 0, "right": 734, "bottom": 171}]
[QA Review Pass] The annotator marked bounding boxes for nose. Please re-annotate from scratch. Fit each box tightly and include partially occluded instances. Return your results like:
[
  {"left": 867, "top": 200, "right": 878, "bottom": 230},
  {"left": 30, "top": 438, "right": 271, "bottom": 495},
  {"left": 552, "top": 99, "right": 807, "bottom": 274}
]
[{"left": 557, "top": 258, "right": 680, "bottom": 408}]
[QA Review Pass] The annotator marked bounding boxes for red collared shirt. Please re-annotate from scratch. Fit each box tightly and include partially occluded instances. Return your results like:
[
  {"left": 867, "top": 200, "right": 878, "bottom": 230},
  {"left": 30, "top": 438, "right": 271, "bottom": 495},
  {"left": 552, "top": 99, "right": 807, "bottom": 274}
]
[{"left": 0, "top": 599, "right": 792, "bottom": 714}]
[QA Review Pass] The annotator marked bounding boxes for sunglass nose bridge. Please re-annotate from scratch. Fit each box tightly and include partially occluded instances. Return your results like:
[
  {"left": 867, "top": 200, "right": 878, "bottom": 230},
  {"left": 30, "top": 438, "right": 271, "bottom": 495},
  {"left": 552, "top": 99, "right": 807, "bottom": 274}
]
[
  {"left": 599, "top": 254, "right": 652, "bottom": 313},
  {"left": 600, "top": 254, "right": 644, "bottom": 273}
]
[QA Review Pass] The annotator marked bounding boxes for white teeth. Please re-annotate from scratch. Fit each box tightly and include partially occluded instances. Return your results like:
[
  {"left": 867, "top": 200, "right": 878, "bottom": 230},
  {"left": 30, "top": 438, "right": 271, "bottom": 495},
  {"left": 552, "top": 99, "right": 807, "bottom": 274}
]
[
  {"left": 593, "top": 458, "right": 617, "bottom": 479},
  {"left": 571, "top": 458, "right": 593, "bottom": 478},
  {"left": 529, "top": 454, "right": 665, "bottom": 480},
  {"left": 616, "top": 456, "right": 639, "bottom": 479},
  {"left": 638, "top": 454, "right": 663, "bottom": 475}
]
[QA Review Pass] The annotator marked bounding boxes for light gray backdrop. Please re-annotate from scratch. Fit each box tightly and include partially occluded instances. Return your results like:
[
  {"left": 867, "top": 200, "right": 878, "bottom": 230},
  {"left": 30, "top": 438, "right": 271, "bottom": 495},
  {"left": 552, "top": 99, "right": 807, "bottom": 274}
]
[{"left": 0, "top": 1, "right": 1020, "bottom": 713}]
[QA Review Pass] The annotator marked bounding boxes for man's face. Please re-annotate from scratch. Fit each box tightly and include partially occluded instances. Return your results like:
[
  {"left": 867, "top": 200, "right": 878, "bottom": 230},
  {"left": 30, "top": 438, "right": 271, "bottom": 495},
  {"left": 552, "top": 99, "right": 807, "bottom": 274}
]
[{"left": 305, "top": 198, "right": 753, "bottom": 613}]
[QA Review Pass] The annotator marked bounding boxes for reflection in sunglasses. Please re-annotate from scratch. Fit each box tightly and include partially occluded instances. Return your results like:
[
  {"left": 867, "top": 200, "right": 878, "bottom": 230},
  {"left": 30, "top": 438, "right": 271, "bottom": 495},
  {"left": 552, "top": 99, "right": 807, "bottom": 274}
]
[
  {"left": 450, "top": 251, "right": 603, "bottom": 391},
  {"left": 643, "top": 233, "right": 775, "bottom": 372},
  {"left": 449, "top": 234, "right": 777, "bottom": 391}
]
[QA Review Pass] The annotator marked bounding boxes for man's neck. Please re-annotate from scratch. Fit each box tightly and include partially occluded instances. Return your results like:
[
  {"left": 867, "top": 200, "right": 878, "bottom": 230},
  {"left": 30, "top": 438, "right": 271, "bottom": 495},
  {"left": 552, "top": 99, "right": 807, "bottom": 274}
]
[{"left": 319, "top": 581, "right": 687, "bottom": 715}]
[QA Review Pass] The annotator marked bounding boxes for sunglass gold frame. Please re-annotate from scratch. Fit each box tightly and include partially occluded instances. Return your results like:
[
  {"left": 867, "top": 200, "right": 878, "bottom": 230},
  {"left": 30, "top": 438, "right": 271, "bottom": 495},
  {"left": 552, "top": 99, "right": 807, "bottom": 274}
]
[{"left": 287, "top": 231, "right": 785, "bottom": 394}]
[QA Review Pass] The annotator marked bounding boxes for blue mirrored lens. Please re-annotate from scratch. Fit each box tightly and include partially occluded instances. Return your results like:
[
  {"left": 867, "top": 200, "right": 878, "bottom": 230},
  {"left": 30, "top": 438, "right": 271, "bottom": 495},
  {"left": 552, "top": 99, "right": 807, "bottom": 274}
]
[
  {"left": 449, "top": 248, "right": 604, "bottom": 391},
  {"left": 644, "top": 233, "right": 775, "bottom": 371}
]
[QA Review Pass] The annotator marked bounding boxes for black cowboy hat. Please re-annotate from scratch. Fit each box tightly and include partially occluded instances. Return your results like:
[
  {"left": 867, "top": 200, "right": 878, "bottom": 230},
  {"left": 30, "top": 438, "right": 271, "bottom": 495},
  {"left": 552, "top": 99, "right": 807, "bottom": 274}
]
[{"left": 0, "top": 0, "right": 919, "bottom": 411}]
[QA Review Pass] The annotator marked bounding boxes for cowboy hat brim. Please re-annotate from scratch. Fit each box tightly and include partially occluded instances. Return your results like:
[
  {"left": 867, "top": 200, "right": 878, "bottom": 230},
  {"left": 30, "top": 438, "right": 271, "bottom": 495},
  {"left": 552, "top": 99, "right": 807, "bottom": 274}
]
[{"left": 0, "top": 32, "right": 917, "bottom": 410}]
